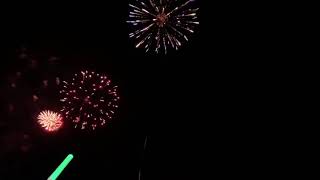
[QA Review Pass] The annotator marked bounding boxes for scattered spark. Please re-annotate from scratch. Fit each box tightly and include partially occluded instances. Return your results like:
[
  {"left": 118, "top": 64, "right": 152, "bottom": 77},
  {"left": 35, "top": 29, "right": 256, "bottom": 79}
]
[
  {"left": 56, "top": 77, "right": 60, "bottom": 85},
  {"left": 43, "top": 80, "right": 48, "bottom": 87},
  {"left": 33, "top": 95, "right": 39, "bottom": 102}
]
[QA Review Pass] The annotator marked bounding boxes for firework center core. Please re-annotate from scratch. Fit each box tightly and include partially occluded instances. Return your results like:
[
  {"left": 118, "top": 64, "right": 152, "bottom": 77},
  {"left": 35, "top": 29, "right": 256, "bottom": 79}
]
[{"left": 156, "top": 12, "right": 168, "bottom": 27}]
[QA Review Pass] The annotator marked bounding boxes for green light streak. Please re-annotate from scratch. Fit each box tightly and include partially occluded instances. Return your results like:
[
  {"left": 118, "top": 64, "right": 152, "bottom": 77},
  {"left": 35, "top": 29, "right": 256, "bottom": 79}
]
[{"left": 48, "top": 154, "right": 74, "bottom": 180}]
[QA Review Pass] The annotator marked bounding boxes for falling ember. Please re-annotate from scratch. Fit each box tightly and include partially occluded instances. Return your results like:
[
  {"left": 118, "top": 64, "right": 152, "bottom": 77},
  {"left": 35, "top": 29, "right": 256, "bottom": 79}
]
[
  {"left": 32, "top": 95, "right": 39, "bottom": 102},
  {"left": 37, "top": 110, "right": 63, "bottom": 132},
  {"left": 60, "top": 70, "right": 120, "bottom": 130},
  {"left": 127, "top": 0, "right": 199, "bottom": 54}
]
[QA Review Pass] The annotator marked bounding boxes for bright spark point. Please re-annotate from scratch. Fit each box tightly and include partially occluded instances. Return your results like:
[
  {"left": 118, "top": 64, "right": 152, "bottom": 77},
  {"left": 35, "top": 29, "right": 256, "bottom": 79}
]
[
  {"left": 37, "top": 110, "right": 63, "bottom": 132},
  {"left": 127, "top": 0, "right": 199, "bottom": 54}
]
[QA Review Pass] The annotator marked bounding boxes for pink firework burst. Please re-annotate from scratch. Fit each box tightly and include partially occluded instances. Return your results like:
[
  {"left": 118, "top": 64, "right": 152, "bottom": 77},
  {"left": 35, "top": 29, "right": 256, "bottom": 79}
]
[
  {"left": 37, "top": 110, "right": 63, "bottom": 132},
  {"left": 60, "top": 70, "right": 120, "bottom": 130}
]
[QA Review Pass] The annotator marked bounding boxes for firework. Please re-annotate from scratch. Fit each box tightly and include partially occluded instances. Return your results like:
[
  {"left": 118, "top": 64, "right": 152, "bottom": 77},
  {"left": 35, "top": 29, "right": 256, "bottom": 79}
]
[
  {"left": 60, "top": 70, "right": 120, "bottom": 130},
  {"left": 37, "top": 110, "right": 63, "bottom": 132},
  {"left": 127, "top": 0, "right": 199, "bottom": 54}
]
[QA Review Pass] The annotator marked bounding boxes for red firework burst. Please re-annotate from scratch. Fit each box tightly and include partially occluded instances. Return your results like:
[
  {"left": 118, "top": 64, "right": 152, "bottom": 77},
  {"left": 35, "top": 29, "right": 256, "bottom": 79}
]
[
  {"left": 37, "top": 110, "right": 63, "bottom": 132},
  {"left": 60, "top": 70, "right": 120, "bottom": 130}
]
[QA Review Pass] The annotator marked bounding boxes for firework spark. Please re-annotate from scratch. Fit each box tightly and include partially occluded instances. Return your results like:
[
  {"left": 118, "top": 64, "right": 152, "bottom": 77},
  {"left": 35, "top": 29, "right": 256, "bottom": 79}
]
[
  {"left": 60, "top": 70, "right": 120, "bottom": 130},
  {"left": 127, "top": 0, "right": 199, "bottom": 54},
  {"left": 37, "top": 110, "right": 63, "bottom": 132}
]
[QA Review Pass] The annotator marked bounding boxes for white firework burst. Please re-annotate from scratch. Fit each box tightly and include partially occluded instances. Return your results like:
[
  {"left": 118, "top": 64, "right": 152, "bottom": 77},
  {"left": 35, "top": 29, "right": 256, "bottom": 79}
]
[{"left": 127, "top": 0, "right": 199, "bottom": 54}]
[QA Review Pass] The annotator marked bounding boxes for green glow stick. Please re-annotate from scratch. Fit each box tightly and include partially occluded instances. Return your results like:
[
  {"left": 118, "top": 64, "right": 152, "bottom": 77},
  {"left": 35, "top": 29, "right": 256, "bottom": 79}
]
[{"left": 48, "top": 154, "right": 74, "bottom": 180}]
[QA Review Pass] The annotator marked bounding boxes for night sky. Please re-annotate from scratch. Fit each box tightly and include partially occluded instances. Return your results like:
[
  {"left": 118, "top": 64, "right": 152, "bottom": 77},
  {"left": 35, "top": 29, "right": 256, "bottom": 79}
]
[
  {"left": 0, "top": 1, "right": 284, "bottom": 179},
  {"left": 0, "top": 1, "right": 203, "bottom": 179}
]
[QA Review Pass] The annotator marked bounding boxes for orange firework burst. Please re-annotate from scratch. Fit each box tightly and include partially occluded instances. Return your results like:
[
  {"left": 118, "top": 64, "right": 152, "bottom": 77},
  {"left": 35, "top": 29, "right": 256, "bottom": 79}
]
[{"left": 37, "top": 110, "right": 63, "bottom": 132}]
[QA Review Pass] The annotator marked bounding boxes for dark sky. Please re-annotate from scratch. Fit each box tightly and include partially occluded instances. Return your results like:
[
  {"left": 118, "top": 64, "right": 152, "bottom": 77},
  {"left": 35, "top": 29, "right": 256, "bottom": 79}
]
[
  {"left": 0, "top": 1, "right": 204, "bottom": 179},
  {"left": 0, "top": 1, "right": 285, "bottom": 179}
]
